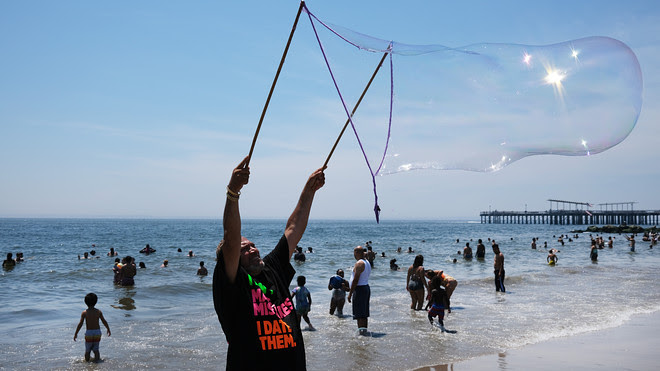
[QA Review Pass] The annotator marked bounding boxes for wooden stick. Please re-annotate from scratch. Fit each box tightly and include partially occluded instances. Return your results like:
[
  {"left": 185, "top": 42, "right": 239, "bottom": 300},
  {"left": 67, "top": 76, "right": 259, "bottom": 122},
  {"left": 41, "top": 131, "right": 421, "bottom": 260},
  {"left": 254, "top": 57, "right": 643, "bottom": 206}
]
[
  {"left": 247, "top": 1, "right": 306, "bottom": 166},
  {"left": 323, "top": 51, "right": 389, "bottom": 168}
]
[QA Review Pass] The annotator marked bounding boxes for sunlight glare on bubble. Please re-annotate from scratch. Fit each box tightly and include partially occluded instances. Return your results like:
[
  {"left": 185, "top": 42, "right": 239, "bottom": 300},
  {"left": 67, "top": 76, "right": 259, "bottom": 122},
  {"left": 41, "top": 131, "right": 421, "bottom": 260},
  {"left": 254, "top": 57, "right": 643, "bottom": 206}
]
[
  {"left": 544, "top": 66, "right": 567, "bottom": 102},
  {"left": 581, "top": 139, "right": 591, "bottom": 156},
  {"left": 398, "top": 163, "right": 413, "bottom": 172},
  {"left": 523, "top": 53, "right": 532, "bottom": 65},
  {"left": 545, "top": 68, "right": 565, "bottom": 85}
]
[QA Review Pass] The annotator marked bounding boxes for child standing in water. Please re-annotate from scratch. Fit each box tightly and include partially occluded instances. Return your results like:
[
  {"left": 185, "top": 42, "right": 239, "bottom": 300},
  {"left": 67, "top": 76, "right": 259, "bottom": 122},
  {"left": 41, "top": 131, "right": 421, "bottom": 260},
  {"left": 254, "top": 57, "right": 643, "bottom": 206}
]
[
  {"left": 426, "top": 276, "right": 451, "bottom": 331},
  {"left": 291, "top": 275, "right": 315, "bottom": 330},
  {"left": 74, "top": 293, "right": 111, "bottom": 362}
]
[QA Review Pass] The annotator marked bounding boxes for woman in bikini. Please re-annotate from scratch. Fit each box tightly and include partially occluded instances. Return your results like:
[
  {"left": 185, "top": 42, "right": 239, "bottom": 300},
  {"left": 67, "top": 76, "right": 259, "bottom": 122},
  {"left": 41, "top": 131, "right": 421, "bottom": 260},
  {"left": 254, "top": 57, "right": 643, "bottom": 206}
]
[{"left": 406, "top": 254, "right": 428, "bottom": 310}]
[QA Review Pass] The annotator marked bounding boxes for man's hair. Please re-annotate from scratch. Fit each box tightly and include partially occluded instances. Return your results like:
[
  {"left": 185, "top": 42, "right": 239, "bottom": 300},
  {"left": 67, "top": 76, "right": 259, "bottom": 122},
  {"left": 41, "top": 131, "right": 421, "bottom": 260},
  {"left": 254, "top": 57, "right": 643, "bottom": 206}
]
[
  {"left": 84, "top": 292, "right": 98, "bottom": 308},
  {"left": 297, "top": 275, "right": 306, "bottom": 286}
]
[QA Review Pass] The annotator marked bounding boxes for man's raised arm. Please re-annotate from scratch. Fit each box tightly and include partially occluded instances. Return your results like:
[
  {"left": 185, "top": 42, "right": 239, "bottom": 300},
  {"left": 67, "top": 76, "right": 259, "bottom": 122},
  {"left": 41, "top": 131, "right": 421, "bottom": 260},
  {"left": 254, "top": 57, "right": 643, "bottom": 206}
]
[
  {"left": 219, "top": 156, "right": 250, "bottom": 284},
  {"left": 284, "top": 167, "right": 326, "bottom": 258}
]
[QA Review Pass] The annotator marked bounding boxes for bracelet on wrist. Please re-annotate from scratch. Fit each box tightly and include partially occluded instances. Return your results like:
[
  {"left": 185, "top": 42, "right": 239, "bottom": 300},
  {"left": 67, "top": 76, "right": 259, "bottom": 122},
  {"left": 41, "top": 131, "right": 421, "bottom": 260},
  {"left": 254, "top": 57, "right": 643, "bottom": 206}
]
[
  {"left": 226, "top": 186, "right": 241, "bottom": 197},
  {"left": 226, "top": 192, "right": 239, "bottom": 202}
]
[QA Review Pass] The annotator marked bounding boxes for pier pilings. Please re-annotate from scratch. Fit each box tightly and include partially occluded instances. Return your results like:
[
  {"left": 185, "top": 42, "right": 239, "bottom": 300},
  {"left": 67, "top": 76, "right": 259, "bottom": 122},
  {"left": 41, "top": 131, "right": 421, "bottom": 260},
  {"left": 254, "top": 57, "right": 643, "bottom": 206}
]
[{"left": 479, "top": 210, "right": 660, "bottom": 225}]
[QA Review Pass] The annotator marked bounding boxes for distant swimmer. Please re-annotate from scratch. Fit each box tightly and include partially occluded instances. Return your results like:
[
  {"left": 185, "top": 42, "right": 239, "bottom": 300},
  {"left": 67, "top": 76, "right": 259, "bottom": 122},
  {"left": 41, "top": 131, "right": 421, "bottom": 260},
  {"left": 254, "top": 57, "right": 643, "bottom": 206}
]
[
  {"left": 463, "top": 243, "right": 473, "bottom": 259},
  {"left": 590, "top": 242, "right": 598, "bottom": 261},
  {"left": 547, "top": 250, "right": 558, "bottom": 265},
  {"left": 107, "top": 248, "right": 118, "bottom": 257},
  {"left": 365, "top": 245, "right": 376, "bottom": 268},
  {"left": 293, "top": 246, "right": 306, "bottom": 262},
  {"left": 476, "top": 239, "right": 486, "bottom": 259},
  {"left": 3, "top": 253, "right": 16, "bottom": 268},
  {"left": 119, "top": 256, "right": 136, "bottom": 286},
  {"left": 389, "top": 258, "right": 400, "bottom": 270},
  {"left": 626, "top": 235, "right": 636, "bottom": 252},
  {"left": 197, "top": 261, "right": 208, "bottom": 276},
  {"left": 140, "top": 244, "right": 156, "bottom": 254},
  {"left": 493, "top": 244, "right": 505, "bottom": 292},
  {"left": 113, "top": 258, "right": 122, "bottom": 284},
  {"left": 531, "top": 238, "right": 537, "bottom": 250}
]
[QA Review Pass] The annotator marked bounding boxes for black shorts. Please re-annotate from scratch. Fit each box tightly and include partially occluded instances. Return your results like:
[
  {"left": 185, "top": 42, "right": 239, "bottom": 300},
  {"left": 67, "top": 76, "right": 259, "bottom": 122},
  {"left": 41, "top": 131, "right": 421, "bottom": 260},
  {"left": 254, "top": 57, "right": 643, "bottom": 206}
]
[{"left": 352, "top": 285, "right": 370, "bottom": 319}]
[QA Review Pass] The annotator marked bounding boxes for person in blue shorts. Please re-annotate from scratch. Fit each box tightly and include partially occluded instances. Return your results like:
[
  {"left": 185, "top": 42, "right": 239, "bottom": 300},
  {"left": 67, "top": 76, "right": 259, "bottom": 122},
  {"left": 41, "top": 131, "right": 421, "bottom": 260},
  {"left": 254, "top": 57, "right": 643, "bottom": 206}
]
[
  {"left": 463, "top": 243, "right": 473, "bottom": 259},
  {"left": 74, "top": 293, "right": 111, "bottom": 362},
  {"left": 425, "top": 276, "right": 451, "bottom": 331}
]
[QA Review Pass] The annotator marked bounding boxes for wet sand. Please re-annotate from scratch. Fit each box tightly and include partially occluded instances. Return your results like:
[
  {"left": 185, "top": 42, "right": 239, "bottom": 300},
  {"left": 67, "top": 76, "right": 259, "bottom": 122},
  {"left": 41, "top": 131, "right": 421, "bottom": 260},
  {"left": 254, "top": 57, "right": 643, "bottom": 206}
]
[{"left": 416, "top": 311, "right": 660, "bottom": 371}]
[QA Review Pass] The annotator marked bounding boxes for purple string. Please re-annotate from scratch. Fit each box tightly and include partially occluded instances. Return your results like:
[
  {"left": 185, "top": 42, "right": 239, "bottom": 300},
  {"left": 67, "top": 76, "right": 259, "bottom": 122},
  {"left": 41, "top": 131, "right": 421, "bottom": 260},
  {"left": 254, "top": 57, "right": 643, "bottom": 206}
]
[{"left": 303, "top": 5, "right": 394, "bottom": 223}]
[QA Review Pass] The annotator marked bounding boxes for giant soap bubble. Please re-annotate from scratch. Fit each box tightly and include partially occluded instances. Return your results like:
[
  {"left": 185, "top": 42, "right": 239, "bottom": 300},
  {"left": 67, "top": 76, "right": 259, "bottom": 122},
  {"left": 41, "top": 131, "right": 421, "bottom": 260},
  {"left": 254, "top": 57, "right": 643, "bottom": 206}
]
[{"left": 313, "top": 20, "right": 643, "bottom": 174}]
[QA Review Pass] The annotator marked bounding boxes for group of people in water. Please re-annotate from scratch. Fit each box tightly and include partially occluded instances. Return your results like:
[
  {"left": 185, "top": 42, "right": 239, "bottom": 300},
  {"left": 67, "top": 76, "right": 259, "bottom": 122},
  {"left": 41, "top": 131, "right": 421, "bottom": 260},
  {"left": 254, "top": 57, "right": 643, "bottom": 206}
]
[
  {"left": 529, "top": 231, "right": 657, "bottom": 263},
  {"left": 306, "top": 230, "right": 659, "bottom": 333},
  {"left": 77, "top": 244, "right": 211, "bottom": 287},
  {"left": 285, "top": 238, "right": 505, "bottom": 334}
]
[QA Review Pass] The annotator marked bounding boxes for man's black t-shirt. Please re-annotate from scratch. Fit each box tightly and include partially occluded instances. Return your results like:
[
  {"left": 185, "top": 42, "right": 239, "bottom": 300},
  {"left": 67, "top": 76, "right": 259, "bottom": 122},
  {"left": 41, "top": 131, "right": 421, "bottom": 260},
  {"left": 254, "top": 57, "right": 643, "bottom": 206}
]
[{"left": 213, "top": 235, "right": 306, "bottom": 370}]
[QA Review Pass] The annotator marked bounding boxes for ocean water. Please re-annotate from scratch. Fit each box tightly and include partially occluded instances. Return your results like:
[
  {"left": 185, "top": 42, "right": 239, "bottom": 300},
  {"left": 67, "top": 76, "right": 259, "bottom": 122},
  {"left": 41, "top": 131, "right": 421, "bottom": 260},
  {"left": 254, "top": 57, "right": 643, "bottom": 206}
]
[{"left": 1, "top": 218, "right": 658, "bottom": 370}]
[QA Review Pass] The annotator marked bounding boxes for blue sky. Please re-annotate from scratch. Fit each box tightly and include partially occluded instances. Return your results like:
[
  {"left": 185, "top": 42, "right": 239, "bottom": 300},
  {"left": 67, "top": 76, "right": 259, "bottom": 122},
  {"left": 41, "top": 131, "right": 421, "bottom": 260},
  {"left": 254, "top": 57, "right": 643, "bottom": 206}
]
[{"left": 1, "top": 1, "right": 659, "bottom": 220}]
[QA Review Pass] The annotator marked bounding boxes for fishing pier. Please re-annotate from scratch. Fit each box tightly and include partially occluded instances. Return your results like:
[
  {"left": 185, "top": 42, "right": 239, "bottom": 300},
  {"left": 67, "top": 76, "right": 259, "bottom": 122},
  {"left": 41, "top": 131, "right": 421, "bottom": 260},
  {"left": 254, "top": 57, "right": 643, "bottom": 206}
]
[{"left": 480, "top": 199, "right": 660, "bottom": 225}]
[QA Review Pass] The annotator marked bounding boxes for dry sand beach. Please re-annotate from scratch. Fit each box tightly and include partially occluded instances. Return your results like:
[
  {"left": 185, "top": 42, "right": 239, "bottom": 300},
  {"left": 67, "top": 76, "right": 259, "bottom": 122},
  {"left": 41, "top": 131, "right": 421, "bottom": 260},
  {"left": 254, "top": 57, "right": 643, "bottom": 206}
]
[{"left": 418, "top": 311, "right": 659, "bottom": 371}]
